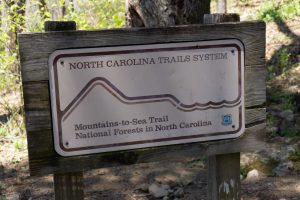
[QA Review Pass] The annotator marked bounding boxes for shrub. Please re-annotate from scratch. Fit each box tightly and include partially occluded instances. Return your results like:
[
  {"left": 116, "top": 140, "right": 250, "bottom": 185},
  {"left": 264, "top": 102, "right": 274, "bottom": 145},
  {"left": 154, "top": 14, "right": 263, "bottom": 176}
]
[{"left": 257, "top": 0, "right": 300, "bottom": 22}]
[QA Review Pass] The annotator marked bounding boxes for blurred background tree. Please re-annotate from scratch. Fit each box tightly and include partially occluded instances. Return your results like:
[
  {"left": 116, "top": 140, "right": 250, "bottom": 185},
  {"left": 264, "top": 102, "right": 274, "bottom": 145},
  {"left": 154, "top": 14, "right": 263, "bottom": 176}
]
[{"left": 126, "top": 0, "right": 210, "bottom": 27}]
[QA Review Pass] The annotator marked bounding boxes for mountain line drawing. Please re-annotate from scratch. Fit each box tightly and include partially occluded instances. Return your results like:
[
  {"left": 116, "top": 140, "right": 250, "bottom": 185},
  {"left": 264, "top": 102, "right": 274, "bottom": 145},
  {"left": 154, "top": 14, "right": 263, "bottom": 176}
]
[{"left": 60, "top": 77, "right": 241, "bottom": 121}]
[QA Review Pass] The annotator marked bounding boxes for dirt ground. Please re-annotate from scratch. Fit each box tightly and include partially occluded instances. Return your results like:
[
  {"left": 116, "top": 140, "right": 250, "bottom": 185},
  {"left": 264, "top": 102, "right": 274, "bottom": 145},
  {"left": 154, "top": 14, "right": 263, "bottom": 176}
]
[{"left": 2, "top": 158, "right": 300, "bottom": 200}]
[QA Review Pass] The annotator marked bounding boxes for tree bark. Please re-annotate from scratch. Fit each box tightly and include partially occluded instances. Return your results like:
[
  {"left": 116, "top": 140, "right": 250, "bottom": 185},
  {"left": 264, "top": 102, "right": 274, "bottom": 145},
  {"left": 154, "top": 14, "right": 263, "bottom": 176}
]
[
  {"left": 62, "top": 1, "right": 66, "bottom": 17},
  {"left": 126, "top": 0, "right": 211, "bottom": 28}
]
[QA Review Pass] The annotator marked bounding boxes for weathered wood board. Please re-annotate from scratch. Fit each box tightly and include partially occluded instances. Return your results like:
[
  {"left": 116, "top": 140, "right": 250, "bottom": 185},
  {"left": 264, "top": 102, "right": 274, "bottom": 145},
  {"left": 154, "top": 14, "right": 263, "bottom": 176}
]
[{"left": 19, "top": 21, "right": 266, "bottom": 176}]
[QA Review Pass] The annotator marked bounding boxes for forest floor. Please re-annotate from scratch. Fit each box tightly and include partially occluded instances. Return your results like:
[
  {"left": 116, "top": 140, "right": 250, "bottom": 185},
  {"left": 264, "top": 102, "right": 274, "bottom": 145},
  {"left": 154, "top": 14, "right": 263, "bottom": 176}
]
[
  {"left": 1, "top": 0, "right": 300, "bottom": 199},
  {"left": 2, "top": 159, "right": 300, "bottom": 200}
]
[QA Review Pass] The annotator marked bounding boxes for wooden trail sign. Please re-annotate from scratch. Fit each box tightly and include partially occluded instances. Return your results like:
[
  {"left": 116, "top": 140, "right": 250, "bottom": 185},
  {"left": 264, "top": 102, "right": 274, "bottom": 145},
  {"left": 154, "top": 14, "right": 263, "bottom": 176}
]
[
  {"left": 49, "top": 39, "right": 245, "bottom": 156},
  {"left": 19, "top": 21, "right": 265, "bottom": 177}
]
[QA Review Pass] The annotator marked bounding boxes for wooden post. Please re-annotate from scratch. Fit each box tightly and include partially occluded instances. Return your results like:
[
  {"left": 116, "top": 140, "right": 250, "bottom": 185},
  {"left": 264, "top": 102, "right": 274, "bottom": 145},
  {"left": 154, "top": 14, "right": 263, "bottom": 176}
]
[
  {"left": 45, "top": 21, "right": 84, "bottom": 200},
  {"left": 44, "top": 21, "right": 76, "bottom": 32},
  {"left": 208, "top": 153, "right": 241, "bottom": 199},
  {"left": 204, "top": 13, "right": 241, "bottom": 200},
  {"left": 54, "top": 172, "right": 84, "bottom": 200}
]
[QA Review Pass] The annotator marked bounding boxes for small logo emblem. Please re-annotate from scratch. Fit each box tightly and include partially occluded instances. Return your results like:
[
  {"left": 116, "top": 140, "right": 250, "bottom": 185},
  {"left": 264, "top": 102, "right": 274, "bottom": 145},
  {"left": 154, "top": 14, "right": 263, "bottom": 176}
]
[{"left": 222, "top": 114, "right": 232, "bottom": 126}]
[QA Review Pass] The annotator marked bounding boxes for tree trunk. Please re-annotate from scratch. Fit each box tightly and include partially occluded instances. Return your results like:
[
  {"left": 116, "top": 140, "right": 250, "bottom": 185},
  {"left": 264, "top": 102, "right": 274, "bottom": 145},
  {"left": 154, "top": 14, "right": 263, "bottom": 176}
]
[
  {"left": 126, "top": 0, "right": 211, "bottom": 28},
  {"left": 50, "top": 0, "right": 65, "bottom": 20},
  {"left": 61, "top": 0, "right": 75, "bottom": 19},
  {"left": 62, "top": 1, "right": 66, "bottom": 17}
]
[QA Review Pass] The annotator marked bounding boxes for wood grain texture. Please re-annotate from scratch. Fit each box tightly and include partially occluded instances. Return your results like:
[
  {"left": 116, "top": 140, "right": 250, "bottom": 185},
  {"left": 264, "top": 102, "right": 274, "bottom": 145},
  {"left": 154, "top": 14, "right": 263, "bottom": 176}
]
[
  {"left": 206, "top": 123, "right": 266, "bottom": 156},
  {"left": 245, "top": 65, "right": 266, "bottom": 107},
  {"left": 54, "top": 172, "right": 84, "bottom": 200},
  {"left": 245, "top": 108, "right": 265, "bottom": 126},
  {"left": 19, "top": 21, "right": 265, "bottom": 82},
  {"left": 45, "top": 21, "right": 76, "bottom": 32},
  {"left": 208, "top": 153, "right": 240, "bottom": 200},
  {"left": 19, "top": 22, "right": 266, "bottom": 176}
]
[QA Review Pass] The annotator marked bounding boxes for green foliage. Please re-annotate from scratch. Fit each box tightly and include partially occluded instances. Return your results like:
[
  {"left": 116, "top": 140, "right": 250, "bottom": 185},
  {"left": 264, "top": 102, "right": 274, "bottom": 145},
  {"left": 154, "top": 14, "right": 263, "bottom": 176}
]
[
  {"left": 0, "top": 52, "right": 19, "bottom": 92},
  {"left": 186, "top": 157, "right": 206, "bottom": 168},
  {"left": 239, "top": 0, "right": 251, "bottom": 6},
  {"left": 279, "top": 48, "right": 291, "bottom": 74},
  {"left": 9, "top": 0, "right": 125, "bottom": 32},
  {"left": 281, "top": 94, "right": 295, "bottom": 110},
  {"left": 268, "top": 90, "right": 296, "bottom": 110},
  {"left": 0, "top": 1, "right": 25, "bottom": 151},
  {"left": 0, "top": 104, "right": 25, "bottom": 141},
  {"left": 257, "top": 1, "right": 280, "bottom": 22},
  {"left": 62, "top": 0, "right": 125, "bottom": 30},
  {"left": 0, "top": 0, "right": 125, "bottom": 152},
  {"left": 241, "top": 158, "right": 278, "bottom": 178},
  {"left": 26, "top": 1, "right": 51, "bottom": 32},
  {"left": 267, "top": 113, "right": 278, "bottom": 128},
  {"left": 279, "top": 1, "right": 300, "bottom": 20},
  {"left": 0, "top": 127, "right": 8, "bottom": 137},
  {"left": 0, "top": 180, "right": 6, "bottom": 200},
  {"left": 0, "top": 180, "right": 5, "bottom": 191},
  {"left": 289, "top": 147, "right": 300, "bottom": 161},
  {"left": 267, "top": 65, "right": 277, "bottom": 80},
  {"left": 257, "top": 0, "right": 300, "bottom": 22},
  {"left": 240, "top": 165, "right": 250, "bottom": 179},
  {"left": 280, "top": 126, "right": 299, "bottom": 138},
  {"left": 269, "top": 92, "right": 296, "bottom": 110},
  {"left": 1, "top": 107, "right": 31, "bottom": 153},
  {"left": 14, "top": 137, "right": 27, "bottom": 151},
  {"left": 267, "top": 48, "right": 292, "bottom": 79}
]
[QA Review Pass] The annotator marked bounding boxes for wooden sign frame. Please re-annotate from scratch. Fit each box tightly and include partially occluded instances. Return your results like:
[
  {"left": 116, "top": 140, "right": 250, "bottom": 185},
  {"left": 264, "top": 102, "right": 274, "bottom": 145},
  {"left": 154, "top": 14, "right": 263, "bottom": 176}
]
[{"left": 19, "top": 21, "right": 265, "bottom": 176}]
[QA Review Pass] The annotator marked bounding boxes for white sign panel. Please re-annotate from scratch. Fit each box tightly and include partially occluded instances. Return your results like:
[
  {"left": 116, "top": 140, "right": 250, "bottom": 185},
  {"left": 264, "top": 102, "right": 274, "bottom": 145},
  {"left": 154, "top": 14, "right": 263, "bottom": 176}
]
[{"left": 49, "top": 39, "right": 245, "bottom": 157}]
